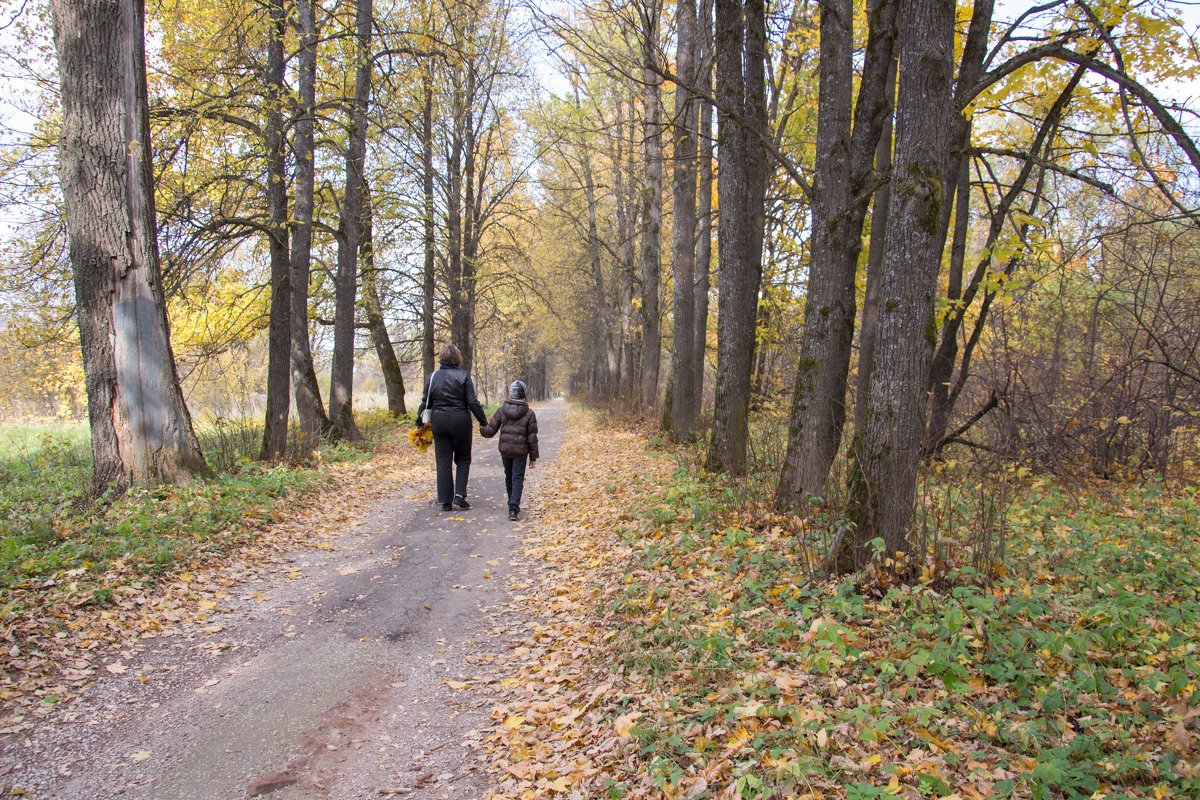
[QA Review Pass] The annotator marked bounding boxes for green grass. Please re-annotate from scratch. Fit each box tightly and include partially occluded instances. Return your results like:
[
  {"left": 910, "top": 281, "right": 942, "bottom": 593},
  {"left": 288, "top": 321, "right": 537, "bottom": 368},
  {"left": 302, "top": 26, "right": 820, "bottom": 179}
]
[
  {"left": 0, "top": 409, "right": 408, "bottom": 610},
  {"left": 0, "top": 423, "right": 89, "bottom": 457},
  {"left": 605, "top": 468, "right": 1200, "bottom": 799}
]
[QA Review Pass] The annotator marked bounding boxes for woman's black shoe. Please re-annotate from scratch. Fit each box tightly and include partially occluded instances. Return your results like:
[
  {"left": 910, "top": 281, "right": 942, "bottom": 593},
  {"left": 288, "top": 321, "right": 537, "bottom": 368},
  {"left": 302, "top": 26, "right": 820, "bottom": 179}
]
[
  {"left": 453, "top": 494, "right": 471, "bottom": 510},
  {"left": 441, "top": 503, "right": 453, "bottom": 512}
]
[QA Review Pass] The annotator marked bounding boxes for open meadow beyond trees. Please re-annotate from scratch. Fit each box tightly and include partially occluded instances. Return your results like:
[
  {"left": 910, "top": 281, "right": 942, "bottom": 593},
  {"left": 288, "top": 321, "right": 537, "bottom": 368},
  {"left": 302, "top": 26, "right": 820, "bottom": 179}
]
[{"left": 2, "top": 0, "right": 1200, "bottom": 797}]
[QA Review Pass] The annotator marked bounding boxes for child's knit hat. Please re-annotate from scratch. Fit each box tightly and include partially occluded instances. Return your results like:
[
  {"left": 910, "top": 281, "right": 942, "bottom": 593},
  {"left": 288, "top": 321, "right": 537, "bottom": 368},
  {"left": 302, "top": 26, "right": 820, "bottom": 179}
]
[{"left": 509, "top": 380, "right": 528, "bottom": 400}]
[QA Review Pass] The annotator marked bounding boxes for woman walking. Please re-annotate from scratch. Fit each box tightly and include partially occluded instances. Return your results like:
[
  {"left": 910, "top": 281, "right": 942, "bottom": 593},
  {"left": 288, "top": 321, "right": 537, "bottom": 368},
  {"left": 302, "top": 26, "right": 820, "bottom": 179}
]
[{"left": 416, "top": 344, "right": 488, "bottom": 511}]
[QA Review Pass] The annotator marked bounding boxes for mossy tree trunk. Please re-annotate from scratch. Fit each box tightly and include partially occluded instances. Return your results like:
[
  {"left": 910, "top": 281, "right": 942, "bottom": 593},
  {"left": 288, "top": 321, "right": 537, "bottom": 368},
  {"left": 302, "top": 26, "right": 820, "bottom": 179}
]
[{"left": 844, "top": 0, "right": 955, "bottom": 570}]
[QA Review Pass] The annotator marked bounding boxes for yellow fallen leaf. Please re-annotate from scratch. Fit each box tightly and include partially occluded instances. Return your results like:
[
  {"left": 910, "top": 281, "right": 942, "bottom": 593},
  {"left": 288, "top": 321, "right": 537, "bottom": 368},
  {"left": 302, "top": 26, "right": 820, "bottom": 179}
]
[
  {"left": 614, "top": 711, "right": 641, "bottom": 738},
  {"left": 131, "top": 750, "right": 151, "bottom": 762},
  {"left": 445, "top": 680, "right": 471, "bottom": 690},
  {"left": 726, "top": 726, "right": 753, "bottom": 749},
  {"left": 503, "top": 714, "right": 525, "bottom": 730},
  {"left": 545, "top": 776, "right": 572, "bottom": 792}
]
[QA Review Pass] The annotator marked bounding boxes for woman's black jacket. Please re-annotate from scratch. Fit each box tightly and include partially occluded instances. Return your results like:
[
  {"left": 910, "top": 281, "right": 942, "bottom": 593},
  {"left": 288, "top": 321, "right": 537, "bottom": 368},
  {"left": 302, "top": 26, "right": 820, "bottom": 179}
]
[{"left": 416, "top": 365, "right": 488, "bottom": 426}]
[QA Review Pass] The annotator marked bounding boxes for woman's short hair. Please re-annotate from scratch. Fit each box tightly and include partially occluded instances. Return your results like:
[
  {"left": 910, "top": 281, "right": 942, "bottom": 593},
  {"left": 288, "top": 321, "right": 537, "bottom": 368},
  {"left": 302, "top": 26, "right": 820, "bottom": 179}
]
[{"left": 439, "top": 343, "right": 463, "bottom": 366}]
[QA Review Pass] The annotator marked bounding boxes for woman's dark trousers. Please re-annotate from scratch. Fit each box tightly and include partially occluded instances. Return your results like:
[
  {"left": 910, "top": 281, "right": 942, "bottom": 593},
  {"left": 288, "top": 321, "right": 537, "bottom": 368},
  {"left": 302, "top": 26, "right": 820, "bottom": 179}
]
[
  {"left": 503, "top": 456, "right": 528, "bottom": 512},
  {"left": 432, "top": 410, "right": 473, "bottom": 504}
]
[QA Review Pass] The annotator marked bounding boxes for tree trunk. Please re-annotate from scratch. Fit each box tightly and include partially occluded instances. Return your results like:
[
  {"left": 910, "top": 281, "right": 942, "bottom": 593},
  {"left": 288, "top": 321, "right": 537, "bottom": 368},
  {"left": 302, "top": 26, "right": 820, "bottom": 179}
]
[
  {"left": 844, "top": 0, "right": 955, "bottom": 571},
  {"left": 669, "top": 0, "right": 699, "bottom": 440},
  {"left": 778, "top": 0, "right": 897, "bottom": 505},
  {"left": 692, "top": 0, "right": 714, "bottom": 416},
  {"left": 461, "top": 62, "right": 479, "bottom": 373},
  {"left": 582, "top": 142, "right": 613, "bottom": 400},
  {"left": 328, "top": 0, "right": 372, "bottom": 441},
  {"left": 421, "top": 76, "right": 436, "bottom": 382},
  {"left": 260, "top": 0, "right": 291, "bottom": 461},
  {"left": 640, "top": 0, "right": 664, "bottom": 414},
  {"left": 613, "top": 92, "right": 639, "bottom": 402},
  {"left": 50, "top": 0, "right": 209, "bottom": 494},
  {"left": 854, "top": 54, "right": 898, "bottom": 438},
  {"left": 705, "top": 0, "right": 768, "bottom": 475},
  {"left": 289, "top": 0, "right": 331, "bottom": 447},
  {"left": 933, "top": 0, "right": 994, "bottom": 255},
  {"left": 361, "top": 187, "right": 406, "bottom": 416},
  {"left": 446, "top": 77, "right": 466, "bottom": 364}
]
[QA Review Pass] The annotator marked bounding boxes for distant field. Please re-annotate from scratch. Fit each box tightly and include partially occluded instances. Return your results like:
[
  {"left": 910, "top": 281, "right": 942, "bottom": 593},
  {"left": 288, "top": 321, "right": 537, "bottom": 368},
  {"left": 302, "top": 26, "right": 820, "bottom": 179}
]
[{"left": 0, "top": 422, "right": 90, "bottom": 461}]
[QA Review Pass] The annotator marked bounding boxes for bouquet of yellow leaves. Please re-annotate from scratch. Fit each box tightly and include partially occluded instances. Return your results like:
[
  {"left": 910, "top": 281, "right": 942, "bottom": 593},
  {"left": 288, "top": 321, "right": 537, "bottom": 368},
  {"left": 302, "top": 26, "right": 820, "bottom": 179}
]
[{"left": 407, "top": 425, "right": 434, "bottom": 452}]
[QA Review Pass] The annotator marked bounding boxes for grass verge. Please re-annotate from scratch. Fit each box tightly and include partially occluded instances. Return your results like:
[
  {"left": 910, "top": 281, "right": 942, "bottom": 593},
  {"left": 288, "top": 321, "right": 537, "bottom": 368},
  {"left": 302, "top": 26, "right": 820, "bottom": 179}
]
[{"left": 0, "top": 411, "right": 403, "bottom": 600}]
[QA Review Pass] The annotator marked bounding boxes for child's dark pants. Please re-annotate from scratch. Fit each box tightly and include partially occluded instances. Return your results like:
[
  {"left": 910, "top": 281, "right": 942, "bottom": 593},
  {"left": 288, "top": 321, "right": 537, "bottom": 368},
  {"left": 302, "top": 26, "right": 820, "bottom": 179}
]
[{"left": 503, "top": 456, "right": 528, "bottom": 512}]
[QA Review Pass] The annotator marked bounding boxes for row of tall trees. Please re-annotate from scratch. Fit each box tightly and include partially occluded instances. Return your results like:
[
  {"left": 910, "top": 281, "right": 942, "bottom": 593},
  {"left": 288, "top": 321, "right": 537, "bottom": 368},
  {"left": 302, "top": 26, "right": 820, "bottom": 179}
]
[
  {"left": 27, "top": 0, "right": 537, "bottom": 492},
  {"left": 19, "top": 0, "right": 1200, "bottom": 576},
  {"left": 540, "top": 0, "right": 1200, "bottom": 573}
]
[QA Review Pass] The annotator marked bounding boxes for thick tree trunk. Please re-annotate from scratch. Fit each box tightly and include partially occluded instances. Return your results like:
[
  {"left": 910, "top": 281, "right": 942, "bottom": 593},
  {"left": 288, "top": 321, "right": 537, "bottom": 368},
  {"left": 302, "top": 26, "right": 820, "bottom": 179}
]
[
  {"left": 289, "top": 0, "right": 331, "bottom": 447},
  {"left": 669, "top": 0, "right": 699, "bottom": 439},
  {"left": 778, "top": 0, "right": 897, "bottom": 505},
  {"left": 361, "top": 188, "right": 406, "bottom": 416},
  {"left": 854, "top": 54, "right": 898, "bottom": 437},
  {"left": 898, "top": 0, "right": 995, "bottom": 457},
  {"left": 260, "top": 0, "right": 291, "bottom": 461},
  {"left": 705, "top": 0, "right": 768, "bottom": 475},
  {"left": 640, "top": 1, "right": 664, "bottom": 414},
  {"left": 328, "top": 0, "right": 372, "bottom": 440},
  {"left": 692, "top": 0, "right": 714, "bottom": 416},
  {"left": 50, "top": 0, "right": 209, "bottom": 493},
  {"left": 421, "top": 77, "right": 436, "bottom": 382},
  {"left": 779, "top": 0, "right": 853, "bottom": 500},
  {"left": 845, "top": 0, "right": 955, "bottom": 571}
]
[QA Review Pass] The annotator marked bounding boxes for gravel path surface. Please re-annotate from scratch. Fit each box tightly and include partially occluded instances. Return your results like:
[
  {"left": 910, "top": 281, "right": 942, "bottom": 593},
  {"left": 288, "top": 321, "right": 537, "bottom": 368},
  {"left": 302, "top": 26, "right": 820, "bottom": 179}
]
[{"left": 0, "top": 399, "right": 565, "bottom": 800}]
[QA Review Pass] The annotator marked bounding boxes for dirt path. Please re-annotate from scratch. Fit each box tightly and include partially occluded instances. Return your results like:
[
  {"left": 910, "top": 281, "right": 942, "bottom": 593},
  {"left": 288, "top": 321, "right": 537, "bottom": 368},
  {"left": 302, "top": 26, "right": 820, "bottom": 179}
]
[{"left": 0, "top": 399, "right": 566, "bottom": 800}]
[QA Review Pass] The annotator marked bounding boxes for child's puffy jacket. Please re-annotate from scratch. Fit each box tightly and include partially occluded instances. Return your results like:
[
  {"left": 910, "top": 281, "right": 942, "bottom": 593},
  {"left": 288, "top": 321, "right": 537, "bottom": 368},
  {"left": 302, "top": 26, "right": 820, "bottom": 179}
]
[{"left": 480, "top": 400, "right": 539, "bottom": 460}]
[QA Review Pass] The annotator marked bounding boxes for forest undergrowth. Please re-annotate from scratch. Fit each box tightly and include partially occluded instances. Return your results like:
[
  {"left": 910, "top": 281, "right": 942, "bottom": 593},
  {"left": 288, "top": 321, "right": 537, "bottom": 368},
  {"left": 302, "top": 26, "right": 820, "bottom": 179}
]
[
  {"left": 0, "top": 410, "right": 423, "bottom": 735},
  {"left": 482, "top": 406, "right": 1200, "bottom": 799}
]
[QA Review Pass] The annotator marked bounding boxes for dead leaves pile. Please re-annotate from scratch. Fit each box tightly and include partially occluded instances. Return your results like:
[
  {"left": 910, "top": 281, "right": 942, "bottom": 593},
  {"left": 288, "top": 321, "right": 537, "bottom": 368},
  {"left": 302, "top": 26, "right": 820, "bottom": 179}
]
[{"left": 0, "top": 439, "right": 428, "bottom": 735}]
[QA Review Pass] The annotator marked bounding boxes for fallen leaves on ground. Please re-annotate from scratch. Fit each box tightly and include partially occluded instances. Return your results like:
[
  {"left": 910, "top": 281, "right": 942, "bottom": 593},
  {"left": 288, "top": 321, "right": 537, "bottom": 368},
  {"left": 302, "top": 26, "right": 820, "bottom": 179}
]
[{"left": 478, "top": 406, "right": 1200, "bottom": 799}]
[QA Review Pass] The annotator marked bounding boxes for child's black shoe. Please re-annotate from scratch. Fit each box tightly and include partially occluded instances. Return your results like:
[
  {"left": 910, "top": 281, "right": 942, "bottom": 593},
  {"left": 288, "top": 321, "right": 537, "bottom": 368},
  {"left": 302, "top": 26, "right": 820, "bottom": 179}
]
[{"left": 508, "top": 509, "right": 518, "bottom": 521}]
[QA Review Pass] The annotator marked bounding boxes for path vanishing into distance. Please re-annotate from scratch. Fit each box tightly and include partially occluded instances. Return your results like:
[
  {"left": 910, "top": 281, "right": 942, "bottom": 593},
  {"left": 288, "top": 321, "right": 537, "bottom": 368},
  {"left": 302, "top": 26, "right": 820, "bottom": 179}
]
[{"left": 0, "top": 399, "right": 567, "bottom": 800}]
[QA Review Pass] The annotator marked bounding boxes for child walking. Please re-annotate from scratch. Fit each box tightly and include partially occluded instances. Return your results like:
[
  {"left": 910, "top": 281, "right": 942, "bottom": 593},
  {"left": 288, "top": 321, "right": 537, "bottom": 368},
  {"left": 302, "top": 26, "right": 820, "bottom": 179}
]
[{"left": 480, "top": 381, "right": 539, "bottom": 521}]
